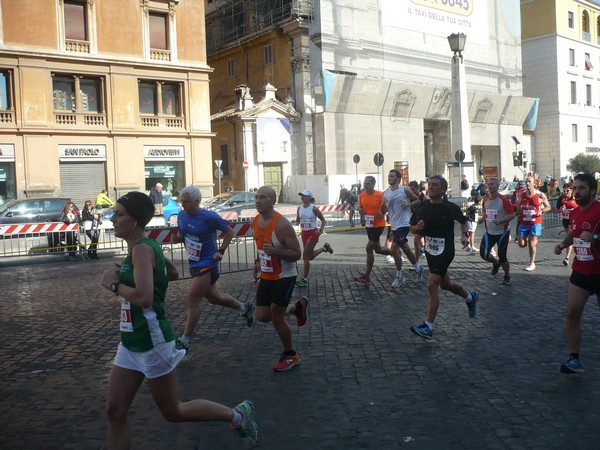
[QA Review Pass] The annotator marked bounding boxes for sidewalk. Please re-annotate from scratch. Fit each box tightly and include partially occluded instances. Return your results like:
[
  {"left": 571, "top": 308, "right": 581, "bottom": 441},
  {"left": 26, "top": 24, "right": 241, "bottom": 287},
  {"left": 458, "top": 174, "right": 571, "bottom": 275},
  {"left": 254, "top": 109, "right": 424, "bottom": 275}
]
[{"left": 1, "top": 226, "right": 599, "bottom": 449}]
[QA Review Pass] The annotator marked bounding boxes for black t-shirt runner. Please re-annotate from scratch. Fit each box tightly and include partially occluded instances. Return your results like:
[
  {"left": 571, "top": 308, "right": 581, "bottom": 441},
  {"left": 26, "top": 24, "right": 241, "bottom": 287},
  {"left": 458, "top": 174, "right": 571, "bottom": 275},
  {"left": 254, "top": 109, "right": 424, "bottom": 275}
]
[{"left": 410, "top": 200, "right": 467, "bottom": 255}]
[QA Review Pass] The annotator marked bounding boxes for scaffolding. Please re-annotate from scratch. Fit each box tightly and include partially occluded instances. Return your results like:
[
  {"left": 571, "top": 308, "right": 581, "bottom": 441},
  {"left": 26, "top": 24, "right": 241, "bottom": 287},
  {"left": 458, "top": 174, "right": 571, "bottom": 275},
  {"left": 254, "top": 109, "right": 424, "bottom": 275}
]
[{"left": 206, "top": 0, "right": 313, "bottom": 55}]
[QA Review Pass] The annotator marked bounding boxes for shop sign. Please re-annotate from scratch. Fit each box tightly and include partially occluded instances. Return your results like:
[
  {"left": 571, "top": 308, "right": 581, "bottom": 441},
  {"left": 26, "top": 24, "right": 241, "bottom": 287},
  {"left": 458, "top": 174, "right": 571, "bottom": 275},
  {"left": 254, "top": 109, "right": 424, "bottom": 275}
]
[
  {"left": 0, "top": 144, "right": 15, "bottom": 160},
  {"left": 144, "top": 145, "right": 185, "bottom": 161},
  {"left": 59, "top": 144, "right": 106, "bottom": 161}
]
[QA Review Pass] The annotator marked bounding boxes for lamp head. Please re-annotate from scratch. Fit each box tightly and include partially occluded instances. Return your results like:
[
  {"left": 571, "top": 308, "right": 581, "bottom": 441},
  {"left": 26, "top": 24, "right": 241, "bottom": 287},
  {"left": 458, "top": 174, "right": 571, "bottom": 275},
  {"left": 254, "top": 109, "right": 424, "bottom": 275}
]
[{"left": 447, "top": 32, "right": 467, "bottom": 55}]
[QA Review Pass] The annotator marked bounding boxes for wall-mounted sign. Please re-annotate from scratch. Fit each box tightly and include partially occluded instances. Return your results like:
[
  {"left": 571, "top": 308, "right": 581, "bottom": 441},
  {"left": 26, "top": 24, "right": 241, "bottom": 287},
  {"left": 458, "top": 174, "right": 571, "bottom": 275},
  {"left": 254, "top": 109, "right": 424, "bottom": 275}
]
[
  {"left": 0, "top": 144, "right": 15, "bottom": 160},
  {"left": 58, "top": 144, "right": 106, "bottom": 161},
  {"left": 144, "top": 145, "right": 185, "bottom": 161},
  {"left": 256, "top": 118, "right": 291, "bottom": 163}
]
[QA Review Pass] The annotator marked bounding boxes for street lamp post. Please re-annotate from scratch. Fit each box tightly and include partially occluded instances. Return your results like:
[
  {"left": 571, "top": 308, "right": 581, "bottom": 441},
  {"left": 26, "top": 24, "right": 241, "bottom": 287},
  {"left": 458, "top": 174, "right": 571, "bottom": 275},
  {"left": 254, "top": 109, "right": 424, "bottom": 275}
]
[{"left": 448, "top": 33, "right": 472, "bottom": 195}]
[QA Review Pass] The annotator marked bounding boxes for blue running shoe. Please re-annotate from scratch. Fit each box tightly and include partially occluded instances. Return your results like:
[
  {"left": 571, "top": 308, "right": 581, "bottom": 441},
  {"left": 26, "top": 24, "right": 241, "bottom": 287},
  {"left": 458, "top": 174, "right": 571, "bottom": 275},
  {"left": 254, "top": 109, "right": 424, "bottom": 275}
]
[
  {"left": 560, "top": 356, "right": 584, "bottom": 374},
  {"left": 240, "top": 301, "right": 255, "bottom": 328},
  {"left": 230, "top": 400, "right": 259, "bottom": 448},
  {"left": 467, "top": 291, "right": 478, "bottom": 318},
  {"left": 410, "top": 322, "right": 433, "bottom": 340}
]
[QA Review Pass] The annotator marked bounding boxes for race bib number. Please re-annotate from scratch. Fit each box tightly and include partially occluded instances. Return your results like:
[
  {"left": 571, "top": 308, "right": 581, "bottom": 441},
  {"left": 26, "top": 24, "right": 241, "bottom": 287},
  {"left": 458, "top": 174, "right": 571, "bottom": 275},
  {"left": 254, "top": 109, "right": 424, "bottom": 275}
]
[
  {"left": 522, "top": 206, "right": 536, "bottom": 222},
  {"left": 258, "top": 249, "right": 274, "bottom": 272},
  {"left": 562, "top": 208, "right": 572, "bottom": 220},
  {"left": 300, "top": 218, "right": 312, "bottom": 231},
  {"left": 184, "top": 236, "right": 202, "bottom": 262},
  {"left": 425, "top": 237, "right": 445, "bottom": 256},
  {"left": 364, "top": 215, "right": 375, "bottom": 228},
  {"left": 573, "top": 238, "right": 593, "bottom": 261},
  {"left": 485, "top": 209, "right": 498, "bottom": 222},
  {"left": 120, "top": 300, "right": 133, "bottom": 333}
]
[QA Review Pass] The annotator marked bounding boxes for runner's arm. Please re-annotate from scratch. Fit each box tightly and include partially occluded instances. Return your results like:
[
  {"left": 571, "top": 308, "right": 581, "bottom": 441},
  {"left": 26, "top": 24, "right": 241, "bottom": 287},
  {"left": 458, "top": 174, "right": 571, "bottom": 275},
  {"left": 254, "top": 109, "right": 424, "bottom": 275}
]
[{"left": 314, "top": 206, "right": 327, "bottom": 233}]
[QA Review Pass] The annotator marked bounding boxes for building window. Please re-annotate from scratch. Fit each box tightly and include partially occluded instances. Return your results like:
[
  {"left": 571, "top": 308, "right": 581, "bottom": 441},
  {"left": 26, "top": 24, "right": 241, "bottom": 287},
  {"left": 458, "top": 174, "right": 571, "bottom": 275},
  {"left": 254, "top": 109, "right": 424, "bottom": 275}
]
[
  {"left": 583, "top": 10, "right": 591, "bottom": 41},
  {"left": 220, "top": 144, "right": 230, "bottom": 176},
  {"left": 597, "top": 17, "right": 600, "bottom": 44},
  {"left": 149, "top": 12, "right": 168, "bottom": 50},
  {"left": 264, "top": 45, "right": 273, "bottom": 65},
  {"left": 227, "top": 59, "right": 235, "bottom": 78},
  {"left": 0, "top": 70, "right": 15, "bottom": 124},
  {"left": 52, "top": 74, "right": 105, "bottom": 125},
  {"left": 588, "top": 125, "right": 593, "bottom": 143},
  {"left": 586, "top": 84, "right": 592, "bottom": 106},
  {"left": 63, "top": 0, "right": 91, "bottom": 53},
  {"left": 570, "top": 81, "right": 577, "bottom": 104},
  {"left": 569, "top": 49, "right": 575, "bottom": 66},
  {"left": 138, "top": 80, "right": 183, "bottom": 127},
  {"left": 572, "top": 124, "right": 578, "bottom": 142},
  {"left": 585, "top": 53, "right": 593, "bottom": 70},
  {"left": 568, "top": 11, "right": 574, "bottom": 29}
]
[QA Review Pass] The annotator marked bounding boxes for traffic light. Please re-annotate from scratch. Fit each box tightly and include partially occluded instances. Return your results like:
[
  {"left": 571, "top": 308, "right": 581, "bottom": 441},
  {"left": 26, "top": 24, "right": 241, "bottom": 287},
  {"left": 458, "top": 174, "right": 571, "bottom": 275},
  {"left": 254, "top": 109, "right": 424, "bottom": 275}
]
[{"left": 512, "top": 151, "right": 523, "bottom": 166}]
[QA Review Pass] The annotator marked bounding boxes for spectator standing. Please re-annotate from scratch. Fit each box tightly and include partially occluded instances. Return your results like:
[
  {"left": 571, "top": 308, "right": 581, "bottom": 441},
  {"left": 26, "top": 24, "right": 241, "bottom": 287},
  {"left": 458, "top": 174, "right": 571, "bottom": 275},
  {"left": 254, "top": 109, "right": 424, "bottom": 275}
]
[
  {"left": 149, "top": 183, "right": 164, "bottom": 217},
  {"left": 460, "top": 175, "right": 470, "bottom": 197},
  {"left": 464, "top": 196, "right": 481, "bottom": 253},
  {"left": 82, "top": 200, "right": 101, "bottom": 259},
  {"left": 60, "top": 201, "right": 78, "bottom": 258}
]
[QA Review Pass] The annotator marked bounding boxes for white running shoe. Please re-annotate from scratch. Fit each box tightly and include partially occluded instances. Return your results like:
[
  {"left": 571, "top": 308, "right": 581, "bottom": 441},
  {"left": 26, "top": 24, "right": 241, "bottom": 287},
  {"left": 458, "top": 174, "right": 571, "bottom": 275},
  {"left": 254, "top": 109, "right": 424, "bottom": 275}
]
[
  {"left": 524, "top": 263, "right": 536, "bottom": 271},
  {"left": 391, "top": 275, "right": 404, "bottom": 288},
  {"left": 385, "top": 255, "right": 394, "bottom": 263}
]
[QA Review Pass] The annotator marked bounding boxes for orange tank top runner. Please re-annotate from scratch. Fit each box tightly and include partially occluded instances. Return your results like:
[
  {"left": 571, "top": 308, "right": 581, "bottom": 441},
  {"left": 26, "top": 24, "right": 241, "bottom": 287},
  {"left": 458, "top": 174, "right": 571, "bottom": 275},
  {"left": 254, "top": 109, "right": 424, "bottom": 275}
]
[
  {"left": 252, "top": 211, "right": 297, "bottom": 281},
  {"left": 519, "top": 192, "right": 543, "bottom": 225}
]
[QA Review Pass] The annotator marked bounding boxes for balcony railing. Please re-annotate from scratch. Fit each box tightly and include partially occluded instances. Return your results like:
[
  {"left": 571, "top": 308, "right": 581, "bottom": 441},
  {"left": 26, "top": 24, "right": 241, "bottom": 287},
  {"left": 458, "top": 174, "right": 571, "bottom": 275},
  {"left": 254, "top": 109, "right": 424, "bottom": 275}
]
[
  {"left": 55, "top": 112, "right": 106, "bottom": 126},
  {"left": 141, "top": 115, "right": 185, "bottom": 128},
  {"left": 0, "top": 110, "right": 15, "bottom": 126},
  {"left": 65, "top": 39, "right": 90, "bottom": 53},
  {"left": 150, "top": 49, "right": 171, "bottom": 61}
]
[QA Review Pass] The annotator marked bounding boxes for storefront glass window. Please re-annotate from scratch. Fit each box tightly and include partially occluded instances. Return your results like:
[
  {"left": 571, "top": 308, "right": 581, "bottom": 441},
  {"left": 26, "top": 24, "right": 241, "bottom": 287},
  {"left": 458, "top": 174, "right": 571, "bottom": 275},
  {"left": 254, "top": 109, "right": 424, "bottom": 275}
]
[
  {"left": 0, "top": 162, "right": 16, "bottom": 204},
  {"left": 53, "top": 77, "right": 74, "bottom": 111},
  {"left": 144, "top": 161, "right": 184, "bottom": 198}
]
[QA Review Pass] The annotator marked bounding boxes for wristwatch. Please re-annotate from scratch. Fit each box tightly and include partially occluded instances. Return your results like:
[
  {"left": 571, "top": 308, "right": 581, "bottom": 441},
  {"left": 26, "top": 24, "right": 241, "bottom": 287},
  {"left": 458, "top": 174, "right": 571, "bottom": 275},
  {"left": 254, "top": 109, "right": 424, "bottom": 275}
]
[{"left": 110, "top": 281, "right": 121, "bottom": 295}]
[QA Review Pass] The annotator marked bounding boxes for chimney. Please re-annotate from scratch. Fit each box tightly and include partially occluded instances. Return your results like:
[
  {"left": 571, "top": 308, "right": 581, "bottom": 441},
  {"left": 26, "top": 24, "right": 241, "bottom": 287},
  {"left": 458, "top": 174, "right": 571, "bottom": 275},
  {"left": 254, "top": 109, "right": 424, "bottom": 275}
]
[
  {"left": 264, "top": 83, "right": 276, "bottom": 101},
  {"left": 234, "top": 85, "right": 253, "bottom": 111}
]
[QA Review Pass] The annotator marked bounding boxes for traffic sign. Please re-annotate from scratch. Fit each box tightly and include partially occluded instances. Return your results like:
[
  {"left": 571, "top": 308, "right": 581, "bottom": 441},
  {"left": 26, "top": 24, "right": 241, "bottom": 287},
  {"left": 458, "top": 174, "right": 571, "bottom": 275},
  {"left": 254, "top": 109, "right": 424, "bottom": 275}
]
[
  {"left": 455, "top": 150, "right": 465, "bottom": 163},
  {"left": 353, "top": 154, "right": 360, "bottom": 164},
  {"left": 215, "top": 159, "right": 223, "bottom": 168},
  {"left": 243, "top": 161, "right": 249, "bottom": 170},
  {"left": 214, "top": 168, "right": 223, "bottom": 179},
  {"left": 373, "top": 152, "right": 384, "bottom": 167}
]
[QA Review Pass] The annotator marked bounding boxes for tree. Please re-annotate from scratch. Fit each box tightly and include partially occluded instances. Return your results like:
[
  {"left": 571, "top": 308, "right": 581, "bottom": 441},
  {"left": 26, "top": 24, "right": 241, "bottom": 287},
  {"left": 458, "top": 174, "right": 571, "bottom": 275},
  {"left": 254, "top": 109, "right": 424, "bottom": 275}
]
[{"left": 567, "top": 153, "right": 600, "bottom": 174}]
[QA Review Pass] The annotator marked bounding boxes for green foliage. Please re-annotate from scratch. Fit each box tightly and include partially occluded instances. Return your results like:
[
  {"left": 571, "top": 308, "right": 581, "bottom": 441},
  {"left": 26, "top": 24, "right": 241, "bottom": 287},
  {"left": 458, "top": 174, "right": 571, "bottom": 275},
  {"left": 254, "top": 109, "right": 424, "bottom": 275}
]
[{"left": 567, "top": 153, "right": 600, "bottom": 174}]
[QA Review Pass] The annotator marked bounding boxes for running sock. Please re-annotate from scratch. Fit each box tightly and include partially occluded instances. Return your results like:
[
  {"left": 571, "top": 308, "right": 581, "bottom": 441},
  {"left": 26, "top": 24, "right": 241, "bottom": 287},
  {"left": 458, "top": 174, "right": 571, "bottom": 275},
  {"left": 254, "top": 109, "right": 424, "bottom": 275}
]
[
  {"left": 413, "top": 263, "right": 421, "bottom": 271},
  {"left": 465, "top": 292, "right": 473, "bottom": 302},
  {"left": 180, "top": 335, "right": 191, "bottom": 345},
  {"left": 231, "top": 409, "right": 243, "bottom": 427},
  {"left": 396, "top": 270, "right": 402, "bottom": 278},
  {"left": 571, "top": 353, "right": 580, "bottom": 360},
  {"left": 425, "top": 321, "right": 433, "bottom": 330}
]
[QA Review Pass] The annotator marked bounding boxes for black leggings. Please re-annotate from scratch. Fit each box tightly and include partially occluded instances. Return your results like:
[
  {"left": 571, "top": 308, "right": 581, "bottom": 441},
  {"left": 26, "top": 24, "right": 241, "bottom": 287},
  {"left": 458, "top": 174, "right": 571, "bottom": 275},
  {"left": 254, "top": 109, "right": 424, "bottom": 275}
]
[{"left": 480, "top": 230, "right": 510, "bottom": 264}]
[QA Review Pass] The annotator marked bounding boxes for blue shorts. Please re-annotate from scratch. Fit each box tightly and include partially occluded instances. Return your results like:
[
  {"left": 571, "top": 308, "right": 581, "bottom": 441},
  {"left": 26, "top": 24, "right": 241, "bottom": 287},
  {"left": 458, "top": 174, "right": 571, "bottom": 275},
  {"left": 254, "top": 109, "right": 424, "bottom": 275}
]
[
  {"left": 517, "top": 223, "right": 542, "bottom": 238},
  {"left": 189, "top": 266, "right": 219, "bottom": 284}
]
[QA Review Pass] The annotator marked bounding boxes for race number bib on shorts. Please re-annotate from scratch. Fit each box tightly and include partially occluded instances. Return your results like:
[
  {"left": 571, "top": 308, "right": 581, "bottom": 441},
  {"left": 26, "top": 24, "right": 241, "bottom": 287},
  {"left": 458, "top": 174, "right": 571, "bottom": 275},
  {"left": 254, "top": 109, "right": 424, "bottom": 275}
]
[
  {"left": 184, "top": 236, "right": 202, "bottom": 262},
  {"left": 300, "top": 218, "right": 312, "bottom": 231},
  {"left": 425, "top": 237, "right": 445, "bottom": 256},
  {"left": 562, "top": 209, "right": 572, "bottom": 220},
  {"left": 573, "top": 238, "right": 593, "bottom": 261},
  {"left": 258, "top": 249, "right": 274, "bottom": 272},
  {"left": 120, "top": 300, "right": 133, "bottom": 333},
  {"left": 364, "top": 215, "right": 375, "bottom": 228},
  {"left": 485, "top": 209, "right": 498, "bottom": 222}
]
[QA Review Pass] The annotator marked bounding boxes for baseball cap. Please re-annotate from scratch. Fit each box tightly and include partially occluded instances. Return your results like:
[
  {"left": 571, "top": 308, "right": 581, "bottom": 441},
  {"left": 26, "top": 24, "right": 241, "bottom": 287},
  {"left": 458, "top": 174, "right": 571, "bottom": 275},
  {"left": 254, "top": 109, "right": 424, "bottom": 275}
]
[{"left": 298, "top": 189, "right": 313, "bottom": 197}]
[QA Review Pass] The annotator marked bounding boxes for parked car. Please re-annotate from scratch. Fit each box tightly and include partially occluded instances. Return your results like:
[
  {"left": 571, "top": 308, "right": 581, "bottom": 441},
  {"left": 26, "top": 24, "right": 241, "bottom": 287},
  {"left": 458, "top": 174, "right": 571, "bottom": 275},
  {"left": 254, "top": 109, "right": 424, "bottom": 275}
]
[
  {"left": 205, "top": 191, "right": 256, "bottom": 215},
  {"left": 498, "top": 181, "right": 518, "bottom": 197},
  {"left": 201, "top": 192, "right": 234, "bottom": 209},
  {"left": 0, "top": 197, "right": 80, "bottom": 225},
  {"left": 103, "top": 195, "right": 182, "bottom": 226}
]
